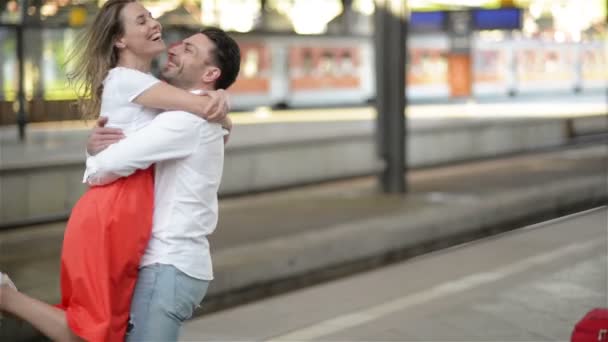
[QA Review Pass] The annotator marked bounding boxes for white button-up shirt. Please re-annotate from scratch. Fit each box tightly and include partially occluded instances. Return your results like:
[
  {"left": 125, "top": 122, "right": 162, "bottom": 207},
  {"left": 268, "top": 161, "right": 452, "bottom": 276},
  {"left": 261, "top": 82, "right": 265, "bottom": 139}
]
[{"left": 84, "top": 111, "right": 226, "bottom": 280}]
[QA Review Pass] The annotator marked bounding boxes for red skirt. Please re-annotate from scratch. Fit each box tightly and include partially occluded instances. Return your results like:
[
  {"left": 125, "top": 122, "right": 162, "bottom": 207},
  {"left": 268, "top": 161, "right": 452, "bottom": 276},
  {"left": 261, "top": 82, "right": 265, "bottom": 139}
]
[{"left": 57, "top": 167, "right": 154, "bottom": 342}]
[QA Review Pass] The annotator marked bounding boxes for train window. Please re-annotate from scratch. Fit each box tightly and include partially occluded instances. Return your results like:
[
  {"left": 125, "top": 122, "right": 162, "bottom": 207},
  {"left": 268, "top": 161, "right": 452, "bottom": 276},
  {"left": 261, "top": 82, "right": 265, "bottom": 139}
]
[
  {"left": 242, "top": 49, "right": 260, "bottom": 78},
  {"left": 320, "top": 50, "right": 335, "bottom": 75},
  {"left": 42, "top": 28, "right": 76, "bottom": 100},
  {"left": 0, "top": 0, "right": 21, "bottom": 24},
  {"left": 302, "top": 49, "right": 314, "bottom": 75},
  {"left": 0, "top": 27, "right": 17, "bottom": 101},
  {"left": 340, "top": 51, "right": 355, "bottom": 75}
]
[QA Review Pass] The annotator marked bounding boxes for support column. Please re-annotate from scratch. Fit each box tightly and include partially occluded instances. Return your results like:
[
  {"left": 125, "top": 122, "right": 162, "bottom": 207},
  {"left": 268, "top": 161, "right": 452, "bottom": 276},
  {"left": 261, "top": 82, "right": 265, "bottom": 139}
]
[
  {"left": 28, "top": 0, "right": 44, "bottom": 99},
  {"left": 374, "top": 0, "right": 407, "bottom": 193},
  {"left": 259, "top": 0, "right": 267, "bottom": 30},
  {"left": 342, "top": 0, "right": 354, "bottom": 35},
  {"left": 16, "top": 0, "right": 27, "bottom": 140}
]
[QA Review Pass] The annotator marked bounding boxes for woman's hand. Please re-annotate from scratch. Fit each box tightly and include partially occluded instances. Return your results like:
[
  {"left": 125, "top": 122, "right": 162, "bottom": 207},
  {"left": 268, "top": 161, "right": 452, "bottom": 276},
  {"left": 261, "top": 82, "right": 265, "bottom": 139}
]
[{"left": 196, "top": 89, "right": 230, "bottom": 123}]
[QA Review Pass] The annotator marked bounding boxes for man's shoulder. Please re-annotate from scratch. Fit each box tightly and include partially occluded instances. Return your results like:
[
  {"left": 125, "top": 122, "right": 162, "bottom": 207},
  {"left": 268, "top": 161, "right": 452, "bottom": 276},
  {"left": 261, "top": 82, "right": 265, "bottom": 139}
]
[
  {"left": 153, "top": 111, "right": 221, "bottom": 135},
  {"left": 154, "top": 111, "right": 206, "bottom": 128}
]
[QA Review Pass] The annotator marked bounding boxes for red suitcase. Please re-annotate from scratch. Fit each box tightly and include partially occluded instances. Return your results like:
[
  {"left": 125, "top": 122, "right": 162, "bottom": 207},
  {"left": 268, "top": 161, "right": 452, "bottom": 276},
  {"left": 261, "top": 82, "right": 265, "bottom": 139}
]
[{"left": 572, "top": 308, "right": 608, "bottom": 342}]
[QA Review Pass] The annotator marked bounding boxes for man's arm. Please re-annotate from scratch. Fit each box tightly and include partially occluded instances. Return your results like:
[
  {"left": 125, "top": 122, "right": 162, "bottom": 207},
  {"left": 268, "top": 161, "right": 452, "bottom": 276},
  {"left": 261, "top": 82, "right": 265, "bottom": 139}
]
[{"left": 84, "top": 112, "right": 201, "bottom": 186}]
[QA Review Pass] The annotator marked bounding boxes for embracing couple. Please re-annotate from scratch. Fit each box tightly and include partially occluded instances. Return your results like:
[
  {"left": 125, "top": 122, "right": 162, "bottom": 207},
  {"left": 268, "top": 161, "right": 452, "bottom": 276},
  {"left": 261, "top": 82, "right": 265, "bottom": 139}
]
[{"left": 0, "top": 1, "right": 240, "bottom": 341}]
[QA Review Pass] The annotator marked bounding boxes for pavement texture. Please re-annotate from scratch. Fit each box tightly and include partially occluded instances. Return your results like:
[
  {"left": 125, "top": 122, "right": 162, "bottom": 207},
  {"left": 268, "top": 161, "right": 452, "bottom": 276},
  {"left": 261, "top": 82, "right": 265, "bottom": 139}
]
[
  {"left": 1, "top": 143, "right": 607, "bottom": 341},
  {"left": 180, "top": 209, "right": 607, "bottom": 341}
]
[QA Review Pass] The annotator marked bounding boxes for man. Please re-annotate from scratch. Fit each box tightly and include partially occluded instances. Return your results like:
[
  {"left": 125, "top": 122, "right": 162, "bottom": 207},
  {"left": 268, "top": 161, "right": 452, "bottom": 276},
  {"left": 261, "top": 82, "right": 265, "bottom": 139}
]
[{"left": 84, "top": 27, "right": 240, "bottom": 341}]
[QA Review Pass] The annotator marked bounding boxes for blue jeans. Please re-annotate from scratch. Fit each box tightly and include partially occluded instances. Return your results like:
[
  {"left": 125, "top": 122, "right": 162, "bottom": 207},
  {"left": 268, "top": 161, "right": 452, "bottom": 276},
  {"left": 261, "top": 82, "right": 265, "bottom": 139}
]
[{"left": 126, "top": 264, "right": 210, "bottom": 342}]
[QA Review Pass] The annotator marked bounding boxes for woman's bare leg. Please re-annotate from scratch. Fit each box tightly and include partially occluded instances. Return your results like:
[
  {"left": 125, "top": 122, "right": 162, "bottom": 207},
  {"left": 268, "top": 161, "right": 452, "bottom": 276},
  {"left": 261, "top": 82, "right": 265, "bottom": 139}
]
[{"left": 0, "top": 284, "right": 83, "bottom": 342}]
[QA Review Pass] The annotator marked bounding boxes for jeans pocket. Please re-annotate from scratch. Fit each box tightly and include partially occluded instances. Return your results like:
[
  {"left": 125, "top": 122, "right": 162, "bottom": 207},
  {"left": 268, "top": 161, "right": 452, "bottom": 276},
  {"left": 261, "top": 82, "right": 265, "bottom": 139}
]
[
  {"left": 173, "top": 270, "right": 209, "bottom": 322},
  {"left": 173, "top": 300, "right": 194, "bottom": 322}
]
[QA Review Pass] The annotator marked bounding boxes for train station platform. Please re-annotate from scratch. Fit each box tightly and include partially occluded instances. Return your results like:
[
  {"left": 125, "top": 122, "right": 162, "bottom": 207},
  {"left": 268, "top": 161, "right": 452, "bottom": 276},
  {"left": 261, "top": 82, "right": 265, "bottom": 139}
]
[
  {"left": 1, "top": 143, "right": 606, "bottom": 341},
  {"left": 181, "top": 208, "right": 607, "bottom": 341},
  {"left": 1, "top": 93, "right": 607, "bottom": 227}
]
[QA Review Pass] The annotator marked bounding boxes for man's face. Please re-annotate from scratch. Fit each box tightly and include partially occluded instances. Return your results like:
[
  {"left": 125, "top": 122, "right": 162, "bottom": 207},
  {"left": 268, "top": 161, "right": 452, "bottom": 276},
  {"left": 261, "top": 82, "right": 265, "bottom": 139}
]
[{"left": 161, "top": 33, "right": 219, "bottom": 90}]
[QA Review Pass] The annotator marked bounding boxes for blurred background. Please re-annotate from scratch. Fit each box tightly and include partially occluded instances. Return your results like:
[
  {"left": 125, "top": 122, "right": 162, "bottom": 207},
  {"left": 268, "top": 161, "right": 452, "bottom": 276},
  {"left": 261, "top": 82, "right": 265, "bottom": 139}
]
[
  {"left": 0, "top": 0, "right": 606, "bottom": 118},
  {"left": 0, "top": 0, "right": 607, "bottom": 341}
]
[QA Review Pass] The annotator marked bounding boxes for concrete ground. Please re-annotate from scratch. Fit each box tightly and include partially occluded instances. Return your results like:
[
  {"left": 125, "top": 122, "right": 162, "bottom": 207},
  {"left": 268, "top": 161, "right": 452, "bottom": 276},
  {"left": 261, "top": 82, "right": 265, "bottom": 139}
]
[
  {"left": 182, "top": 208, "right": 607, "bottom": 341},
  {"left": 0, "top": 143, "right": 606, "bottom": 341}
]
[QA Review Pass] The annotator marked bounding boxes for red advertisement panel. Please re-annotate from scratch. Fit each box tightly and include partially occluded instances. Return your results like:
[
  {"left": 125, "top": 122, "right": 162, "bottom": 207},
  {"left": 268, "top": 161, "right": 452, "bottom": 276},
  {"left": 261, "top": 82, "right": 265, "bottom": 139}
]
[
  {"left": 289, "top": 46, "right": 361, "bottom": 90},
  {"left": 230, "top": 43, "right": 271, "bottom": 93}
]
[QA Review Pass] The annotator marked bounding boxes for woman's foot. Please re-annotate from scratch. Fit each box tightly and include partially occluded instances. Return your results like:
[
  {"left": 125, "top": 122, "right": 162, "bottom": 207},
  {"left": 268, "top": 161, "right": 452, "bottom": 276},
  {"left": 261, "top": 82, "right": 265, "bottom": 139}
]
[
  {"left": 1, "top": 273, "right": 16, "bottom": 289},
  {"left": 0, "top": 272, "right": 17, "bottom": 311}
]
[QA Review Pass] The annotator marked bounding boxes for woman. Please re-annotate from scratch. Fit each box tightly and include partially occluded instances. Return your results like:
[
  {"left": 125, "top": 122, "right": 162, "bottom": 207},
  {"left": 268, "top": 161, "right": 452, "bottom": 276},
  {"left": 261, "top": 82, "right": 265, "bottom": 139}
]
[{"left": 0, "top": 1, "right": 228, "bottom": 341}]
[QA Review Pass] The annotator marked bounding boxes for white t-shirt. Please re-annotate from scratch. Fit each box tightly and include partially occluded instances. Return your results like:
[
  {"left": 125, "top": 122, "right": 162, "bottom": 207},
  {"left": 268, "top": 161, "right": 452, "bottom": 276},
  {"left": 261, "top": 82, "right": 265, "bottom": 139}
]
[{"left": 100, "top": 67, "right": 161, "bottom": 135}]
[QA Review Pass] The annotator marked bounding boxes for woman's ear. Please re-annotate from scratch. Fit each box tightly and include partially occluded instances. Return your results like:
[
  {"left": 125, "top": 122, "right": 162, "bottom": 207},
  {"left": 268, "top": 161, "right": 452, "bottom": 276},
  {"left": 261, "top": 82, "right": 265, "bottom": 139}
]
[{"left": 115, "top": 38, "right": 127, "bottom": 49}]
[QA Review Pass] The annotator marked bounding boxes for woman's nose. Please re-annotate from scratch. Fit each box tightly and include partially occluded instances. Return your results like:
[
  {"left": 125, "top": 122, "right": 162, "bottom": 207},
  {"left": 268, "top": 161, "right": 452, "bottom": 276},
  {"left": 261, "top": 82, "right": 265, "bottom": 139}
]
[{"left": 150, "top": 18, "right": 162, "bottom": 31}]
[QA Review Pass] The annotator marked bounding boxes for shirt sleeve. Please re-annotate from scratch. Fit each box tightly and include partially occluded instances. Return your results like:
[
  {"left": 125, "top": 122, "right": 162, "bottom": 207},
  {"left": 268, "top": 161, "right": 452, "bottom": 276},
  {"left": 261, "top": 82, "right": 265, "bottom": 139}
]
[
  {"left": 83, "top": 111, "right": 202, "bottom": 186},
  {"left": 114, "top": 67, "right": 161, "bottom": 103}
]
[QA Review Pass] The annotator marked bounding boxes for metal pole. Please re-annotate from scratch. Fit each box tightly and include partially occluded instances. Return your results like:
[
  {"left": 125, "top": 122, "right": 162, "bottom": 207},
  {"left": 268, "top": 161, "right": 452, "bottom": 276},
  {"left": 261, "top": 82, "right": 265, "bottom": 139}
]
[
  {"left": 259, "top": 0, "right": 267, "bottom": 30},
  {"left": 342, "top": 0, "right": 354, "bottom": 35},
  {"left": 16, "top": 0, "right": 27, "bottom": 141},
  {"left": 374, "top": 2, "right": 387, "bottom": 160},
  {"left": 374, "top": 0, "right": 407, "bottom": 193}
]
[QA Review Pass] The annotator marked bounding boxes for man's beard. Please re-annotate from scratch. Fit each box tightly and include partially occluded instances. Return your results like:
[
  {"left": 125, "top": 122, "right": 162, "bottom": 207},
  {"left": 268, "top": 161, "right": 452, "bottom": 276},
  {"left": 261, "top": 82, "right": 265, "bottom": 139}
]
[
  {"left": 160, "top": 69, "right": 178, "bottom": 85},
  {"left": 164, "top": 73, "right": 196, "bottom": 90}
]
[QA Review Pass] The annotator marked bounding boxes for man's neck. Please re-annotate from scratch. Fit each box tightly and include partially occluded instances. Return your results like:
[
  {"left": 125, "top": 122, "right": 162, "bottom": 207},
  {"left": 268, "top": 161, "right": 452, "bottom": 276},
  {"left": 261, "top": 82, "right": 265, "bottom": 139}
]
[
  {"left": 183, "top": 84, "right": 214, "bottom": 93},
  {"left": 164, "top": 77, "right": 214, "bottom": 92}
]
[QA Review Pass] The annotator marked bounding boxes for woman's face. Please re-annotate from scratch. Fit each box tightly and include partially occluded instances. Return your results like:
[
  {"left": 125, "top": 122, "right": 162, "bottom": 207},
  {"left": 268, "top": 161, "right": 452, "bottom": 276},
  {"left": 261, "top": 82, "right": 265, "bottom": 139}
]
[{"left": 116, "top": 2, "right": 165, "bottom": 58}]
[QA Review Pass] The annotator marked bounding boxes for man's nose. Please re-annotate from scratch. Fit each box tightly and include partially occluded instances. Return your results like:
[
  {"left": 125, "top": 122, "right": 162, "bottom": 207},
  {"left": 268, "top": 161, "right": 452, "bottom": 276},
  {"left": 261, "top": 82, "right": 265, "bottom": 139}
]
[{"left": 168, "top": 41, "right": 183, "bottom": 53}]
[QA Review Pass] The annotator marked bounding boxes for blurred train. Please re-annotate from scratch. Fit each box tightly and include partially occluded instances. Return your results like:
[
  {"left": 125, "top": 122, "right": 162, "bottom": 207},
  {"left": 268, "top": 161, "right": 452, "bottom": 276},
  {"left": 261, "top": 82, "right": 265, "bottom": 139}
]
[
  {"left": 0, "top": 29, "right": 606, "bottom": 122},
  {"left": 213, "top": 32, "right": 607, "bottom": 111}
]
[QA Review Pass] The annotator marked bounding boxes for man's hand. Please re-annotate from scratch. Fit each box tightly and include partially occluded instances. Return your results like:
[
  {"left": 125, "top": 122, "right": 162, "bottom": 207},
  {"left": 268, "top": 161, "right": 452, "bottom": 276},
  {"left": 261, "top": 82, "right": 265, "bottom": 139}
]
[
  {"left": 87, "top": 117, "right": 125, "bottom": 156},
  {"left": 201, "top": 89, "right": 230, "bottom": 123}
]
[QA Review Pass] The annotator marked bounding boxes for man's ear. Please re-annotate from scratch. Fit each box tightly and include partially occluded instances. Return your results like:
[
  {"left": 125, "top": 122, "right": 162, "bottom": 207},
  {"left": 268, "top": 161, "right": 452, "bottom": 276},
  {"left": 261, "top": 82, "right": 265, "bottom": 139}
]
[{"left": 202, "top": 67, "right": 221, "bottom": 84}]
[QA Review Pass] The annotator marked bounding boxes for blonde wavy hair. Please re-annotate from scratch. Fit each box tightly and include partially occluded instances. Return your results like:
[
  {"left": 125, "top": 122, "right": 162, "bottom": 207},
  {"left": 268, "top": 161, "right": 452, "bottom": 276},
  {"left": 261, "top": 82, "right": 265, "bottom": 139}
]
[{"left": 67, "top": 0, "right": 135, "bottom": 119}]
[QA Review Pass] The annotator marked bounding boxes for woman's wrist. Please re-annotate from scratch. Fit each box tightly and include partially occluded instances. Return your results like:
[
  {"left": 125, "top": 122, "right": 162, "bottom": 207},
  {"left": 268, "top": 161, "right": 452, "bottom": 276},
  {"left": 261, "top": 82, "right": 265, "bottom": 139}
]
[{"left": 190, "top": 95, "right": 208, "bottom": 118}]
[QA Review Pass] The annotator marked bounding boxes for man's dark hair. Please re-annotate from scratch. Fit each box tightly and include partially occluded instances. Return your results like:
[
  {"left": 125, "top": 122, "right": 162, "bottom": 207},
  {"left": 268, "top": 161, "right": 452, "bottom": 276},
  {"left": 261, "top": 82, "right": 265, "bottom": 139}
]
[{"left": 200, "top": 27, "right": 241, "bottom": 90}]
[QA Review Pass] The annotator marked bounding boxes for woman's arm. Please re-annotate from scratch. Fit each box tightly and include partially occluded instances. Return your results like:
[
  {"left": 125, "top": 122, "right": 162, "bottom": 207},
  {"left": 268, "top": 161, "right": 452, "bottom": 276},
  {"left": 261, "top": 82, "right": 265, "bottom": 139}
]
[
  {"left": 133, "top": 82, "right": 228, "bottom": 122},
  {"left": 221, "top": 115, "right": 232, "bottom": 144}
]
